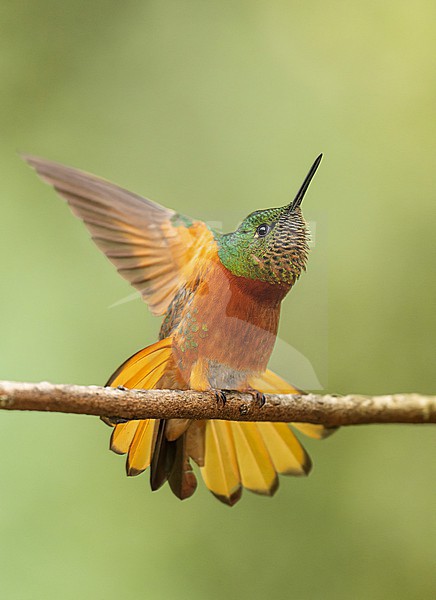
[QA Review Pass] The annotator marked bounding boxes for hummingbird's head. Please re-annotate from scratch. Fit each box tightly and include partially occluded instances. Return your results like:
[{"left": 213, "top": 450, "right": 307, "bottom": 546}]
[{"left": 217, "top": 155, "right": 322, "bottom": 287}]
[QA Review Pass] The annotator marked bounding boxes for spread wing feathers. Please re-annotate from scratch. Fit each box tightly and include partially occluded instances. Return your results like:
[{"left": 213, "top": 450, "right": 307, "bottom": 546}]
[
  {"left": 23, "top": 155, "right": 213, "bottom": 315},
  {"left": 106, "top": 338, "right": 174, "bottom": 476},
  {"left": 200, "top": 421, "right": 242, "bottom": 506},
  {"left": 250, "top": 369, "right": 337, "bottom": 440},
  {"left": 230, "top": 422, "right": 279, "bottom": 496}
]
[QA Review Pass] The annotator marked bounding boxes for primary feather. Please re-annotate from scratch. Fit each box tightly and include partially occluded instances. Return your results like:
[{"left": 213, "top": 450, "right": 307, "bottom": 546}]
[{"left": 23, "top": 155, "right": 209, "bottom": 315}]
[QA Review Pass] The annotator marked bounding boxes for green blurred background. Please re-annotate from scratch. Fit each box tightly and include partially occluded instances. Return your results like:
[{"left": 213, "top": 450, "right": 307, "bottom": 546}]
[{"left": 1, "top": 2, "right": 435, "bottom": 599}]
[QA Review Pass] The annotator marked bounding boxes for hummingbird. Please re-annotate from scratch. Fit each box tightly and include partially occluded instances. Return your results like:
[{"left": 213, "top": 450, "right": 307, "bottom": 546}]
[{"left": 24, "top": 153, "right": 335, "bottom": 506}]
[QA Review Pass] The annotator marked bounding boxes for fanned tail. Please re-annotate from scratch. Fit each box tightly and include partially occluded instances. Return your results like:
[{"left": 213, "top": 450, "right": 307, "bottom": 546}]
[
  {"left": 198, "top": 369, "right": 336, "bottom": 504},
  {"left": 105, "top": 338, "right": 184, "bottom": 487},
  {"left": 249, "top": 369, "right": 338, "bottom": 439},
  {"left": 200, "top": 421, "right": 242, "bottom": 506},
  {"left": 105, "top": 338, "right": 198, "bottom": 500},
  {"left": 105, "top": 358, "right": 335, "bottom": 505},
  {"left": 107, "top": 337, "right": 173, "bottom": 389},
  {"left": 230, "top": 421, "right": 278, "bottom": 495}
]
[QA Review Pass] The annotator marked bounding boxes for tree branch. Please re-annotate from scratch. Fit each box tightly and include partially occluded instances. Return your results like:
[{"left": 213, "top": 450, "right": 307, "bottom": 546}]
[{"left": 0, "top": 380, "right": 434, "bottom": 426}]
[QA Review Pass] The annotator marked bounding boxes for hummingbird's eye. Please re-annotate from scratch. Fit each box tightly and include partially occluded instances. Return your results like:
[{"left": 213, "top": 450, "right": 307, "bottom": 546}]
[{"left": 255, "top": 223, "right": 271, "bottom": 237}]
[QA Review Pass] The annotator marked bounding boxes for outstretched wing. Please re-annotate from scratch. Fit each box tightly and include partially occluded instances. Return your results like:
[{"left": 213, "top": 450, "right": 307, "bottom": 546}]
[{"left": 23, "top": 155, "right": 213, "bottom": 315}]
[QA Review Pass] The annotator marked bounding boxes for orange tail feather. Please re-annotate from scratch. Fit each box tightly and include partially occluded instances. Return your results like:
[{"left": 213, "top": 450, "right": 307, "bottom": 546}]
[{"left": 106, "top": 338, "right": 173, "bottom": 483}]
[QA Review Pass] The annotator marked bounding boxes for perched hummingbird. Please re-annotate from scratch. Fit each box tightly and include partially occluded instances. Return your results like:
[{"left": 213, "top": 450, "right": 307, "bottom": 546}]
[{"left": 24, "top": 153, "right": 334, "bottom": 506}]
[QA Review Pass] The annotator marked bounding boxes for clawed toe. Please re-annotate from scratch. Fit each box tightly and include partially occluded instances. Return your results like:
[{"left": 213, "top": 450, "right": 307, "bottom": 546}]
[
  {"left": 105, "top": 416, "right": 130, "bottom": 425},
  {"left": 242, "top": 388, "right": 266, "bottom": 408},
  {"left": 254, "top": 391, "right": 266, "bottom": 408},
  {"left": 214, "top": 390, "right": 227, "bottom": 407}
]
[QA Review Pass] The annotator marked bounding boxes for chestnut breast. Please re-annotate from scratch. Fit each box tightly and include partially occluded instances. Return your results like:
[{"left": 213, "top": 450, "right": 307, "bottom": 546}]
[{"left": 171, "top": 258, "right": 290, "bottom": 382}]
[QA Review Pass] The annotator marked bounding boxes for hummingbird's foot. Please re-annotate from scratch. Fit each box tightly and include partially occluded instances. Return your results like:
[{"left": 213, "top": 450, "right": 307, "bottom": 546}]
[
  {"left": 254, "top": 391, "right": 266, "bottom": 408},
  {"left": 100, "top": 415, "right": 131, "bottom": 426},
  {"left": 214, "top": 390, "right": 227, "bottom": 407},
  {"left": 106, "top": 415, "right": 131, "bottom": 424},
  {"left": 103, "top": 384, "right": 129, "bottom": 391},
  {"left": 241, "top": 388, "right": 266, "bottom": 408},
  {"left": 100, "top": 386, "right": 131, "bottom": 424}
]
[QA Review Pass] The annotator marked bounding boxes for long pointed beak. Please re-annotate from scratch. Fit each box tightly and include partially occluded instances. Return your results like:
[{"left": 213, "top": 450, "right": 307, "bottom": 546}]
[{"left": 289, "top": 154, "right": 323, "bottom": 212}]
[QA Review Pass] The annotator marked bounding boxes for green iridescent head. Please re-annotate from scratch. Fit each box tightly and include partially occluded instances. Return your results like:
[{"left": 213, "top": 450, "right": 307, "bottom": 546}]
[{"left": 217, "top": 155, "right": 322, "bottom": 286}]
